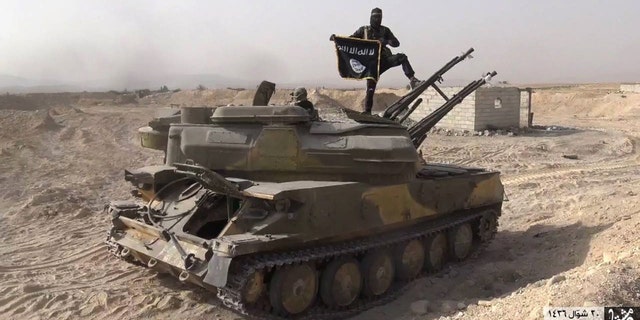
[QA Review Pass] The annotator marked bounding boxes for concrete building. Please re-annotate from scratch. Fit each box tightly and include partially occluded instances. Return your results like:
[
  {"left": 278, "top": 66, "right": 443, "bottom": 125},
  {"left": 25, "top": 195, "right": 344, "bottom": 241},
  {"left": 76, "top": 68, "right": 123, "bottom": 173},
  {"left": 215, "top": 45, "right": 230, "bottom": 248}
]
[
  {"left": 620, "top": 83, "right": 640, "bottom": 93},
  {"left": 408, "top": 86, "right": 532, "bottom": 131}
]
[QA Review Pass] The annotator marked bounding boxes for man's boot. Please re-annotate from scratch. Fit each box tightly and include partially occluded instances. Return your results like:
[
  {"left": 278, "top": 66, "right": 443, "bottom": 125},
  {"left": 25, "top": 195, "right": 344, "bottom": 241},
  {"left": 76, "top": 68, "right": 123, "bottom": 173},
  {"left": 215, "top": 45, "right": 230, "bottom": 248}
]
[{"left": 409, "top": 76, "right": 422, "bottom": 90}]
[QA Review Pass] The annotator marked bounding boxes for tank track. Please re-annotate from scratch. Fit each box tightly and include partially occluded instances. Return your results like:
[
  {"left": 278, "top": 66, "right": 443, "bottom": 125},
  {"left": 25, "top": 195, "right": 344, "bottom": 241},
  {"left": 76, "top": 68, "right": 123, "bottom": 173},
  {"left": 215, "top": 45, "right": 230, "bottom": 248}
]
[{"left": 217, "top": 208, "right": 499, "bottom": 319}]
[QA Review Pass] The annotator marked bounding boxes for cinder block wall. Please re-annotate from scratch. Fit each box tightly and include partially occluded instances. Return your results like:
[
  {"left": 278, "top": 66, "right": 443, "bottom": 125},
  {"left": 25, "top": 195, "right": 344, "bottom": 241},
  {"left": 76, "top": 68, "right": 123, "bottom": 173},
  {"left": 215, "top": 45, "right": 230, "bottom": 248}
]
[
  {"left": 409, "top": 86, "right": 521, "bottom": 131},
  {"left": 409, "top": 87, "right": 476, "bottom": 131},
  {"left": 519, "top": 90, "right": 530, "bottom": 127},
  {"left": 474, "top": 87, "right": 521, "bottom": 130},
  {"left": 620, "top": 84, "right": 640, "bottom": 93}
]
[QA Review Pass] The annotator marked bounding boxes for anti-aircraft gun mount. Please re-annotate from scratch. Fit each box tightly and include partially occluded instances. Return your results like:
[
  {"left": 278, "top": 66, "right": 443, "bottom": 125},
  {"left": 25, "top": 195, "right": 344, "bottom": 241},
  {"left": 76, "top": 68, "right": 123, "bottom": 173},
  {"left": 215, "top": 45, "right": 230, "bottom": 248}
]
[
  {"left": 342, "top": 47, "right": 497, "bottom": 147},
  {"left": 105, "top": 49, "right": 504, "bottom": 319}
]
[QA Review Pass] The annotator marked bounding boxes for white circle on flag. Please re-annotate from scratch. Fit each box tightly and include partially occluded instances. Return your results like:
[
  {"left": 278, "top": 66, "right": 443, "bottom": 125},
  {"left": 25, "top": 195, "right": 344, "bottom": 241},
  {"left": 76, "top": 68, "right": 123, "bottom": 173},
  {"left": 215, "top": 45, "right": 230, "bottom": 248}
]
[{"left": 349, "top": 58, "right": 366, "bottom": 74}]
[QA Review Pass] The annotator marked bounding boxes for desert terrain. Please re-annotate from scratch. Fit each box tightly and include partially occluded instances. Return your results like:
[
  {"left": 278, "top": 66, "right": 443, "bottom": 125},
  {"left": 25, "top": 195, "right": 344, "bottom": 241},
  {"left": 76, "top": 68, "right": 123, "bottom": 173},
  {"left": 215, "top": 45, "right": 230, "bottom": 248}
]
[{"left": 0, "top": 84, "right": 639, "bottom": 320}]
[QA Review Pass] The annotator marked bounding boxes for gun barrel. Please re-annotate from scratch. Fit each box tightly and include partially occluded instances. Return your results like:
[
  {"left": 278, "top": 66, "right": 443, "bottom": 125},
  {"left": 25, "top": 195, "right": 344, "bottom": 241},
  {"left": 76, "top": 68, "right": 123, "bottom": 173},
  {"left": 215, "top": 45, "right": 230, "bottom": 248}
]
[
  {"left": 408, "top": 71, "right": 497, "bottom": 148},
  {"left": 398, "top": 98, "right": 423, "bottom": 124},
  {"left": 382, "top": 48, "right": 475, "bottom": 119}
]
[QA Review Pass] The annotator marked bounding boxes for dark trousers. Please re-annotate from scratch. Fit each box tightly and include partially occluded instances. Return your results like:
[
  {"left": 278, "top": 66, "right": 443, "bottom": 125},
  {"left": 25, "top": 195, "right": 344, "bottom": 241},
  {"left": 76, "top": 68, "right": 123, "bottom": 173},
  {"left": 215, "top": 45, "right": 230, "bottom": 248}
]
[{"left": 365, "top": 53, "right": 415, "bottom": 113}]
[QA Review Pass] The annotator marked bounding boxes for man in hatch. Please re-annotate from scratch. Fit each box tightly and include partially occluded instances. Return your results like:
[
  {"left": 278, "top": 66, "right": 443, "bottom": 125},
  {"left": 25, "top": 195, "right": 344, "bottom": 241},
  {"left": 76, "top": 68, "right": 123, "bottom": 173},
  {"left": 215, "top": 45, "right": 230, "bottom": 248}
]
[
  {"left": 290, "top": 87, "right": 319, "bottom": 120},
  {"left": 332, "top": 7, "right": 421, "bottom": 114}
]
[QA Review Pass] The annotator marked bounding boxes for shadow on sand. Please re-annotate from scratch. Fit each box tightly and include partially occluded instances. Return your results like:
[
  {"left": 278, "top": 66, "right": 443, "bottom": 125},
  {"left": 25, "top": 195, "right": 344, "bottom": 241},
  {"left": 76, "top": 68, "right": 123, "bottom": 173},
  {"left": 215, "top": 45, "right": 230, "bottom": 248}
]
[
  {"left": 353, "top": 221, "right": 611, "bottom": 319},
  {"left": 518, "top": 125, "right": 586, "bottom": 138}
]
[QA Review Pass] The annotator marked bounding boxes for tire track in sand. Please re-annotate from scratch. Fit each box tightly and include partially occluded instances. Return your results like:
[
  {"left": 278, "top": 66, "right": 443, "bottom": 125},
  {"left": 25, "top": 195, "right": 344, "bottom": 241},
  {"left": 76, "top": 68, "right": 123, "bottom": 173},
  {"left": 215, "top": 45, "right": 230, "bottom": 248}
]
[
  {"left": 0, "top": 269, "right": 145, "bottom": 316},
  {"left": 504, "top": 135, "right": 640, "bottom": 185},
  {"left": 0, "top": 243, "right": 103, "bottom": 272},
  {"left": 503, "top": 161, "right": 639, "bottom": 185}
]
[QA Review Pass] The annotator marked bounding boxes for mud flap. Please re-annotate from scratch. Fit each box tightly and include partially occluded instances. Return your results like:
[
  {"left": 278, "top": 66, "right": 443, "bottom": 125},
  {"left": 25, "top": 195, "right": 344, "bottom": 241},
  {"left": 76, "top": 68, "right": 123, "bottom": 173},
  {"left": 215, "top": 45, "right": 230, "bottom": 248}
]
[{"left": 203, "top": 254, "right": 233, "bottom": 287}]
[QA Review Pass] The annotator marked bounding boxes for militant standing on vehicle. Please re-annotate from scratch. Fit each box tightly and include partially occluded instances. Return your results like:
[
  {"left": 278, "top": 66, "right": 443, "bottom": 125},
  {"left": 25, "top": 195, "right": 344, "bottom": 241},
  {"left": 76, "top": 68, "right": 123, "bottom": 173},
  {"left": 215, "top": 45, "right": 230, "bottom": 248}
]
[{"left": 332, "top": 7, "right": 421, "bottom": 114}]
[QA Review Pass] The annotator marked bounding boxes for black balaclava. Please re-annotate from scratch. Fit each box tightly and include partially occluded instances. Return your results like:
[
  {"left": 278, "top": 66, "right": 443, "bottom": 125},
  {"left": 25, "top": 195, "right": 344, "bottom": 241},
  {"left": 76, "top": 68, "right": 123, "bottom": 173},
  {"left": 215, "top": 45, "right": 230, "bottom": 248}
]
[{"left": 370, "top": 7, "right": 382, "bottom": 30}]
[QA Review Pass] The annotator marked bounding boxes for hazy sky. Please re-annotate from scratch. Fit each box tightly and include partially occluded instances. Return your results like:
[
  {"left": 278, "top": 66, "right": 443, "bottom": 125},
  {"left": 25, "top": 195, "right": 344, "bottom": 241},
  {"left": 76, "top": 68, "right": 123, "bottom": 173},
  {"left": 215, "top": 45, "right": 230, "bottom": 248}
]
[{"left": 1, "top": 0, "right": 639, "bottom": 88}]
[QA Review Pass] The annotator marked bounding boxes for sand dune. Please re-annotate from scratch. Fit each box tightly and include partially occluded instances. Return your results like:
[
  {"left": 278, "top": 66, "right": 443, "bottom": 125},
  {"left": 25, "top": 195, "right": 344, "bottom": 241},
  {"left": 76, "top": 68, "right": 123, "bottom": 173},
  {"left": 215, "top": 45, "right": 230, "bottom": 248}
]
[{"left": 0, "top": 85, "right": 639, "bottom": 320}]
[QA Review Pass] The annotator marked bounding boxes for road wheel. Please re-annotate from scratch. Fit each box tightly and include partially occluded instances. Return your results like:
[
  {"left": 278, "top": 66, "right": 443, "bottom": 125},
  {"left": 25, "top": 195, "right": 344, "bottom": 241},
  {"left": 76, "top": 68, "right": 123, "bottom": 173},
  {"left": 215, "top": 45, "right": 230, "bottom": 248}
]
[
  {"left": 361, "top": 250, "right": 395, "bottom": 297},
  {"left": 477, "top": 211, "right": 498, "bottom": 242},
  {"left": 424, "top": 233, "right": 447, "bottom": 271},
  {"left": 449, "top": 223, "right": 474, "bottom": 261},
  {"left": 241, "top": 270, "right": 266, "bottom": 305},
  {"left": 394, "top": 239, "right": 425, "bottom": 280},
  {"left": 320, "top": 258, "right": 362, "bottom": 308},
  {"left": 269, "top": 264, "right": 317, "bottom": 316}
]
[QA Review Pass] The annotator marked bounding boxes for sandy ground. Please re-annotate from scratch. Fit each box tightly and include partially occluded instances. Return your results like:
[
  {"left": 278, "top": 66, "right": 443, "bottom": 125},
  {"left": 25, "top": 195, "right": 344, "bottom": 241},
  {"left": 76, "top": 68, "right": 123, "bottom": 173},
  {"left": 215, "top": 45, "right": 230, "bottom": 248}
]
[{"left": 0, "top": 84, "right": 639, "bottom": 320}]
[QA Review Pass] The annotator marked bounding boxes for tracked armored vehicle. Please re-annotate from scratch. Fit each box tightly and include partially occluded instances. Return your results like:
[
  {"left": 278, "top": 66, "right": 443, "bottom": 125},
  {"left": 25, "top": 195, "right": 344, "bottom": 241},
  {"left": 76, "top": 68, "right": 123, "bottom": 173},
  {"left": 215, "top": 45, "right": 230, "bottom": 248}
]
[{"left": 106, "top": 49, "right": 504, "bottom": 318}]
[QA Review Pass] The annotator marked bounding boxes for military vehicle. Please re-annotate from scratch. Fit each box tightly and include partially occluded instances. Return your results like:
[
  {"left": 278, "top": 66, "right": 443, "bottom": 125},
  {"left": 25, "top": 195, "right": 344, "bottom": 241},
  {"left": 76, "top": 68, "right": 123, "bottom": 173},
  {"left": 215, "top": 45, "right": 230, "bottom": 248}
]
[{"left": 106, "top": 48, "right": 504, "bottom": 318}]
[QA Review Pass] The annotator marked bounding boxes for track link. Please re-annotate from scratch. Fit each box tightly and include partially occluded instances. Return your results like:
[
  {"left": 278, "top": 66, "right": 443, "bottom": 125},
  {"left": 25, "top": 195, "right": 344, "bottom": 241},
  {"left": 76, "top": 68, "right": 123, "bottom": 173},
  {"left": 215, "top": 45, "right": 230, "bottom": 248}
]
[{"left": 217, "top": 208, "right": 499, "bottom": 319}]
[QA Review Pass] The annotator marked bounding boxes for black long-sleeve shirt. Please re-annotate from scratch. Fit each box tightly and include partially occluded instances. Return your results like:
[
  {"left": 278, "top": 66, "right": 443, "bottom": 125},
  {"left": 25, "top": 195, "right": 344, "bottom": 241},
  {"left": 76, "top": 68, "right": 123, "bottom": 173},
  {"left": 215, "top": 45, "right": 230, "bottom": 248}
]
[{"left": 351, "top": 25, "right": 400, "bottom": 57}]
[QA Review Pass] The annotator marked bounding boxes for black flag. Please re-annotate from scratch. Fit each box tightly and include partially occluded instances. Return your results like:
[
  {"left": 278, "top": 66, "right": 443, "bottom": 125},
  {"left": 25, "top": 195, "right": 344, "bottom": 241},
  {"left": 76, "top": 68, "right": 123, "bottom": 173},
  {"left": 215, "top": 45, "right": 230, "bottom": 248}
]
[{"left": 333, "top": 36, "right": 381, "bottom": 81}]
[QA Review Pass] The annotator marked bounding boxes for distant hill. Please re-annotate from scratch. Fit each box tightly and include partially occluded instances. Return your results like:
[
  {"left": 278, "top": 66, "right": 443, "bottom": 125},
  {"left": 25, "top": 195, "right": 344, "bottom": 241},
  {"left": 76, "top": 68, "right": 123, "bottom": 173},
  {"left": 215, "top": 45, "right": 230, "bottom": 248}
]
[
  {"left": 80, "top": 73, "right": 253, "bottom": 91},
  {"left": 0, "top": 73, "right": 255, "bottom": 93},
  {"left": 0, "top": 74, "right": 67, "bottom": 90},
  {"left": 0, "top": 74, "right": 87, "bottom": 93},
  {"left": 0, "top": 74, "right": 33, "bottom": 87},
  {"left": 0, "top": 72, "right": 485, "bottom": 93}
]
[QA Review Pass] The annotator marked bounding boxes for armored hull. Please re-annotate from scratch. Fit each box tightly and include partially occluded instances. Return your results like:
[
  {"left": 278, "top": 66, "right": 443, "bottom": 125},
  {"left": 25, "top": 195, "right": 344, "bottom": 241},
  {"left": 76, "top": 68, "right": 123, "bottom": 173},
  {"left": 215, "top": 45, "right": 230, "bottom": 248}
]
[
  {"left": 107, "top": 49, "right": 504, "bottom": 318},
  {"left": 106, "top": 103, "right": 503, "bottom": 319}
]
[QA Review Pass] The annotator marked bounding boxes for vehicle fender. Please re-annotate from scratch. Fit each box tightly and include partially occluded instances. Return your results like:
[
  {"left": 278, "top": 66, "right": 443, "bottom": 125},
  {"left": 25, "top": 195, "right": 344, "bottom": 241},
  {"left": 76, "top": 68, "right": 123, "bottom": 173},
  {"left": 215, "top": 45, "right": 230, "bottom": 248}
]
[{"left": 202, "top": 254, "right": 233, "bottom": 287}]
